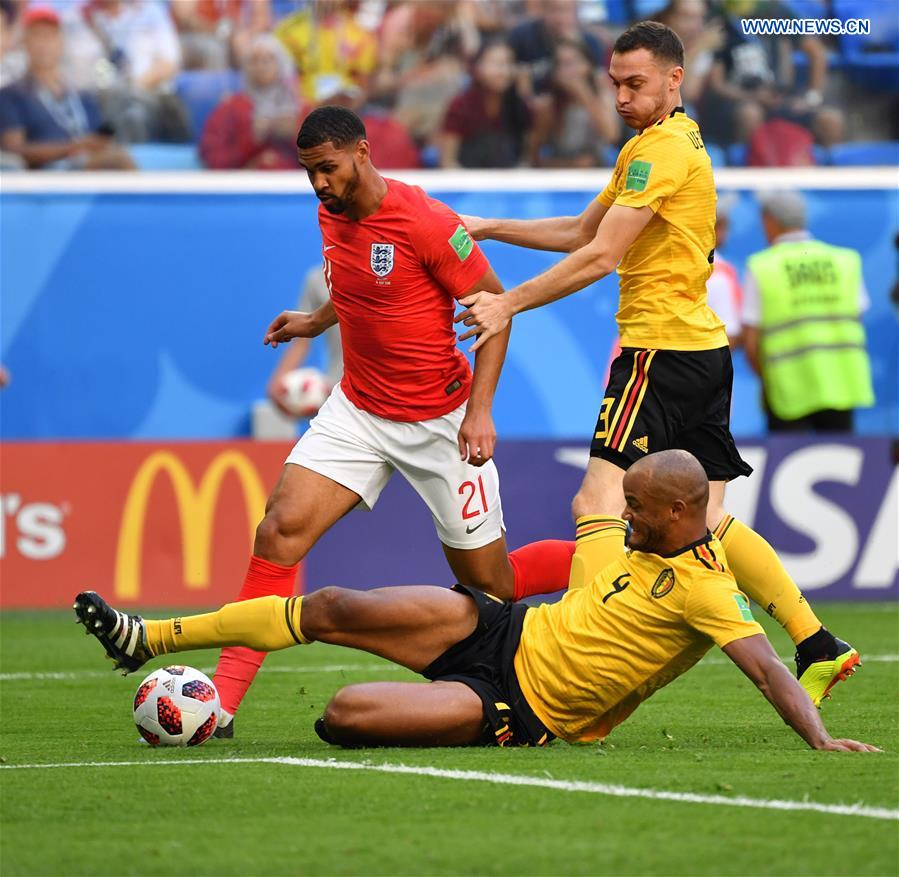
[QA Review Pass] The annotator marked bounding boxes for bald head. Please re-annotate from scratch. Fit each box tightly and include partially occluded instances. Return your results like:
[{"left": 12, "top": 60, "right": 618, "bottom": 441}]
[
  {"left": 630, "top": 449, "right": 709, "bottom": 507},
  {"left": 622, "top": 450, "right": 710, "bottom": 554}
]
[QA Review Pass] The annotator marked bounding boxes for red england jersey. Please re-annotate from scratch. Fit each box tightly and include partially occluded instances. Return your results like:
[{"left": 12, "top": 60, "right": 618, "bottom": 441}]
[{"left": 317, "top": 178, "right": 490, "bottom": 421}]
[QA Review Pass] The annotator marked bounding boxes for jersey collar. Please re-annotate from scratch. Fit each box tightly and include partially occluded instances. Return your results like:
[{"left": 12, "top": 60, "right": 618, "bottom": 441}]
[
  {"left": 641, "top": 105, "right": 686, "bottom": 134},
  {"left": 661, "top": 530, "right": 714, "bottom": 558}
]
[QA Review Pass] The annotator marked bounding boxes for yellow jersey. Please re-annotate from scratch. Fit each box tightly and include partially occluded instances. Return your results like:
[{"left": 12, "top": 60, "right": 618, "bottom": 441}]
[
  {"left": 513, "top": 533, "right": 763, "bottom": 743},
  {"left": 597, "top": 108, "right": 727, "bottom": 351},
  {"left": 275, "top": 10, "right": 377, "bottom": 103}
]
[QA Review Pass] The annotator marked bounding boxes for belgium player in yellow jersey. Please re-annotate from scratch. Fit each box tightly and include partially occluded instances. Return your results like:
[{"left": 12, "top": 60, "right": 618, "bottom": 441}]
[
  {"left": 74, "top": 450, "right": 877, "bottom": 753},
  {"left": 455, "top": 21, "right": 858, "bottom": 709}
]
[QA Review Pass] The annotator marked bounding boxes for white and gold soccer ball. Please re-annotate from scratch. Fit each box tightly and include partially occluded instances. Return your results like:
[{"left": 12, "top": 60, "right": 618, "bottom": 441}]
[
  {"left": 278, "top": 367, "right": 331, "bottom": 418},
  {"left": 132, "top": 666, "right": 220, "bottom": 746}
]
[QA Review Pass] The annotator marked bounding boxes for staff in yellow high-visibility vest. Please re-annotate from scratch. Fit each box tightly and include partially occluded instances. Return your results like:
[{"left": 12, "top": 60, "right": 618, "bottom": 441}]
[{"left": 742, "top": 190, "right": 874, "bottom": 433}]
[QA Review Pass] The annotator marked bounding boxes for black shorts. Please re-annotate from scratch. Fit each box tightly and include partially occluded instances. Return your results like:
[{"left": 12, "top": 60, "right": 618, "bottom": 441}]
[
  {"left": 422, "top": 585, "right": 553, "bottom": 748},
  {"left": 590, "top": 346, "right": 752, "bottom": 482}
]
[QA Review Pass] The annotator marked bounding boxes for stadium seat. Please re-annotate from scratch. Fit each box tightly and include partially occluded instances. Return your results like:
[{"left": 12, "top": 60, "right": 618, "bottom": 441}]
[
  {"left": 602, "top": 0, "right": 633, "bottom": 25},
  {"left": 705, "top": 143, "right": 727, "bottom": 167},
  {"left": 419, "top": 144, "right": 440, "bottom": 169},
  {"left": 602, "top": 144, "right": 620, "bottom": 167},
  {"left": 833, "top": 0, "right": 899, "bottom": 90},
  {"left": 174, "top": 70, "right": 242, "bottom": 141},
  {"left": 825, "top": 141, "right": 899, "bottom": 166},
  {"left": 128, "top": 143, "right": 203, "bottom": 171},
  {"left": 783, "top": 0, "right": 828, "bottom": 17},
  {"left": 726, "top": 143, "right": 747, "bottom": 167},
  {"left": 811, "top": 144, "right": 829, "bottom": 165},
  {"left": 631, "top": 0, "right": 667, "bottom": 17}
]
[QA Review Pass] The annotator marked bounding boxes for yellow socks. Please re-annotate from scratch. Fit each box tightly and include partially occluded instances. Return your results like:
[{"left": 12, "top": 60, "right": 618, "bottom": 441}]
[
  {"left": 568, "top": 516, "right": 629, "bottom": 590},
  {"left": 714, "top": 515, "right": 821, "bottom": 644},
  {"left": 144, "top": 596, "right": 310, "bottom": 657}
]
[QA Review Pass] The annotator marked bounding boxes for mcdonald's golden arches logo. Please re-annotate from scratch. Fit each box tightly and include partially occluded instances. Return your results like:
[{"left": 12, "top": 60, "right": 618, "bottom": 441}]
[{"left": 115, "top": 450, "right": 266, "bottom": 599}]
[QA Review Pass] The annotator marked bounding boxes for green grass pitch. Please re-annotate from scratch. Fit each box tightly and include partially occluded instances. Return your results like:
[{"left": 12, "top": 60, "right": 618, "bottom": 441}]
[{"left": 1, "top": 602, "right": 897, "bottom": 877}]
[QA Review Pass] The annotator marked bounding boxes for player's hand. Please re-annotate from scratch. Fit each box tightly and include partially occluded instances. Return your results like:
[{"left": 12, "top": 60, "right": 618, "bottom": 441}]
[
  {"left": 455, "top": 292, "right": 513, "bottom": 352},
  {"left": 458, "top": 214, "right": 489, "bottom": 241},
  {"left": 815, "top": 738, "right": 882, "bottom": 753},
  {"left": 71, "top": 133, "right": 111, "bottom": 154},
  {"left": 264, "top": 311, "right": 319, "bottom": 348},
  {"left": 457, "top": 407, "right": 496, "bottom": 466}
]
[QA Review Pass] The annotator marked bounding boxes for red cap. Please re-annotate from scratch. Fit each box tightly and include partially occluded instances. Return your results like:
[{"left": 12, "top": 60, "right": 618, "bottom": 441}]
[{"left": 23, "top": 6, "right": 61, "bottom": 27}]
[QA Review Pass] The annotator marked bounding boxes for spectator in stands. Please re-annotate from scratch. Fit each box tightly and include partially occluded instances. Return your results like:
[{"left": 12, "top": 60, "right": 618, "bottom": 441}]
[
  {"left": 508, "top": 0, "right": 606, "bottom": 96},
  {"left": 84, "top": 0, "right": 190, "bottom": 142},
  {"left": 702, "top": 0, "right": 844, "bottom": 153},
  {"left": 464, "top": 0, "right": 516, "bottom": 41},
  {"left": 0, "top": 0, "right": 25, "bottom": 169},
  {"left": 274, "top": 0, "right": 377, "bottom": 104},
  {"left": 307, "top": 81, "right": 421, "bottom": 169},
  {"left": 655, "top": 0, "right": 721, "bottom": 115},
  {"left": 170, "top": 0, "right": 272, "bottom": 71},
  {"left": 531, "top": 37, "right": 619, "bottom": 167},
  {"left": 200, "top": 33, "right": 304, "bottom": 170},
  {"left": 706, "top": 195, "right": 742, "bottom": 349},
  {"left": 374, "top": 0, "right": 479, "bottom": 148},
  {"left": 0, "top": 6, "right": 134, "bottom": 169},
  {"left": 742, "top": 191, "right": 874, "bottom": 433},
  {"left": 355, "top": 102, "right": 422, "bottom": 169},
  {"left": 439, "top": 39, "right": 532, "bottom": 169},
  {"left": 0, "top": 0, "right": 27, "bottom": 88}
]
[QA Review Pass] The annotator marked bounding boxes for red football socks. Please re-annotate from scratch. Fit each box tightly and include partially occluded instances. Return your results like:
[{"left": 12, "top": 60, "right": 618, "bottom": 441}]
[
  {"left": 509, "top": 540, "right": 575, "bottom": 601},
  {"left": 213, "top": 555, "right": 299, "bottom": 715}
]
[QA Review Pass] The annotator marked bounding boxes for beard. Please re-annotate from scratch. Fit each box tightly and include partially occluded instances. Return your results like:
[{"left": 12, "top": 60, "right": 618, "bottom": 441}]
[
  {"left": 320, "top": 161, "right": 360, "bottom": 214},
  {"left": 626, "top": 521, "right": 662, "bottom": 554}
]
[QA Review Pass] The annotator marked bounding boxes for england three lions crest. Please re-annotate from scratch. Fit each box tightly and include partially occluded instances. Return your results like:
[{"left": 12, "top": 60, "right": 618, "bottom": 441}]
[{"left": 370, "top": 243, "right": 394, "bottom": 277}]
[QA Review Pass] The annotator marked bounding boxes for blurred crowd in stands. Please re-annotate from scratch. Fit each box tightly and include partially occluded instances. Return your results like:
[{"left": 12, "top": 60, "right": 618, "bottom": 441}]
[{"left": 0, "top": 0, "right": 897, "bottom": 171}]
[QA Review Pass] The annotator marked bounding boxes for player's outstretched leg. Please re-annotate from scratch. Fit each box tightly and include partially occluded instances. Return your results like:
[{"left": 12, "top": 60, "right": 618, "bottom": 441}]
[
  {"left": 73, "top": 591, "right": 152, "bottom": 675},
  {"left": 73, "top": 590, "right": 306, "bottom": 676},
  {"left": 74, "top": 585, "right": 479, "bottom": 680},
  {"left": 710, "top": 506, "right": 860, "bottom": 707}
]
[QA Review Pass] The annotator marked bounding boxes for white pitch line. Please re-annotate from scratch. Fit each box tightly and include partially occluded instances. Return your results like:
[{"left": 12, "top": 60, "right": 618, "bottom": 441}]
[
  {"left": 0, "top": 663, "right": 403, "bottom": 682},
  {"left": 0, "top": 756, "right": 895, "bottom": 821},
  {"left": 2, "top": 656, "right": 896, "bottom": 683}
]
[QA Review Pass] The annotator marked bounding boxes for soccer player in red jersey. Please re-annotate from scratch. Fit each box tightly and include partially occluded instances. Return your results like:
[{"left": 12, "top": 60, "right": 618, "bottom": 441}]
[{"left": 212, "top": 106, "right": 573, "bottom": 736}]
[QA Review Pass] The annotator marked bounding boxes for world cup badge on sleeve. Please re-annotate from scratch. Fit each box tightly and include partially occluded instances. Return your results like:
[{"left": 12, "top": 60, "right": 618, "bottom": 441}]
[{"left": 370, "top": 243, "right": 395, "bottom": 277}]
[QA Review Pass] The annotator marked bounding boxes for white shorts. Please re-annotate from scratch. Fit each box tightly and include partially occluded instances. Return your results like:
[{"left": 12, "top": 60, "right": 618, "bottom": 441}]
[{"left": 285, "top": 383, "right": 505, "bottom": 550}]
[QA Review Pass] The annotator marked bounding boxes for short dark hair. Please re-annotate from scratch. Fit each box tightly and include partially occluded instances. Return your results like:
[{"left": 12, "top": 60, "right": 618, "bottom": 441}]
[
  {"left": 613, "top": 21, "right": 684, "bottom": 67},
  {"left": 296, "top": 106, "right": 366, "bottom": 151}
]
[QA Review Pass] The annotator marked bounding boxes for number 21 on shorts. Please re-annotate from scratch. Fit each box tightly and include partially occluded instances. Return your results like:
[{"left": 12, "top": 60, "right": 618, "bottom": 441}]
[{"left": 459, "top": 475, "right": 489, "bottom": 520}]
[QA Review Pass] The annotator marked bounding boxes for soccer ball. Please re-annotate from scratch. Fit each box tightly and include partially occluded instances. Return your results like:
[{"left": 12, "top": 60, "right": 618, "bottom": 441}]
[
  {"left": 132, "top": 666, "right": 220, "bottom": 747},
  {"left": 278, "top": 367, "right": 330, "bottom": 418}
]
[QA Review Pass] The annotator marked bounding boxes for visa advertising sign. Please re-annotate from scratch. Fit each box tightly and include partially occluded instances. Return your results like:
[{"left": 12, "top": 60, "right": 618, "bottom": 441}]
[{"left": 0, "top": 439, "right": 895, "bottom": 608}]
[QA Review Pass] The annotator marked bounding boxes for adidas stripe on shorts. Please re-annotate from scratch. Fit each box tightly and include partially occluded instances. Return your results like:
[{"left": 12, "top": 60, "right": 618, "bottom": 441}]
[{"left": 590, "top": 346, "right": 752, "bottom": 482}]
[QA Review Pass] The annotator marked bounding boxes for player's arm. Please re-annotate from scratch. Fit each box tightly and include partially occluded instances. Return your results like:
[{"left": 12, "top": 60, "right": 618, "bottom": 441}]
[
  {"left": 263, "top": 299, "right": 338, "bottom": 349},
  {"left": 722, "top": 634, "right": 880, "bottom": 752},
  {"left": 457, "top": 267, "right": 509, "bottom": 466},
  {"left": 456, "top": 203, "right": 652, "bottom": 351},
  {"left": 461, "top": 198, "right": 609, "bottom": 254}
]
